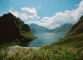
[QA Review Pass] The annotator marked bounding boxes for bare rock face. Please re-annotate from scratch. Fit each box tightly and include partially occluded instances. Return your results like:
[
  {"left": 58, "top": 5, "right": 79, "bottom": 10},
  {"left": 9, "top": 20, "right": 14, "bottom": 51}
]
[{"left": 0, "top": 13, "right": 36, "bottom": 44}]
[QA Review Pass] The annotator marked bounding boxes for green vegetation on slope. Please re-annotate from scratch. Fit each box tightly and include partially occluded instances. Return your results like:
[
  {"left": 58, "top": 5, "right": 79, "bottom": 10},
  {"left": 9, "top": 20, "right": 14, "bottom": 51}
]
[
  {"left": 0, "top": 13, "right": 36, "bottom": 44},
  {"left": 0, "top": 42, "right": 82, "bottom": 60},
  {"left": 0, "top": 32, "right": 83, "bottom": 60},
  {"left": 41, "top": 33, "right": 83, "bottom": 60},
  {"left": 0, "top": 14, "right": 83, "bottom": 60},
  {"left": 66, "top": 15, "right": 83, "bottom": 37}
]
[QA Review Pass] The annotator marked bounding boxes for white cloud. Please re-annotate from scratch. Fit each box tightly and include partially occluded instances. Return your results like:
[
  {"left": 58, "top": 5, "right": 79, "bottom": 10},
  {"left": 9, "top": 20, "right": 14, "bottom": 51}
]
[
  {"left": 29, "top": 0, "right": 83, "bottom": 29},
  {"left": 9, "top": 9, "right": 20, "bottom": 17},
  {"left": 9, "top": 0, "right": 83, "bottom": 29},
  {"left": 21, "top": 7, "right": 40, "bottom": 19},
  {"left": 9, "top": 7, "right": 40, "bottom": 20}
]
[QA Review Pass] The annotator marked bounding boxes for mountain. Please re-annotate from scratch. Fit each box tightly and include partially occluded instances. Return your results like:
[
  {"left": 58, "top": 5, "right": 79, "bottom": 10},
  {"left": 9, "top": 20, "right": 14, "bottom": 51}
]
[
  {"left": 43, "top": 15, "right": 83, "bottom": 60},
  {"left": 0, "top": 13, "right": 36, "bottom": 44},
  {"left": 55, "top": 15, "right": 83, "bottom": 48},
  {"left": 52, "top": 15, "right": 83, "bottom": 45},
  {"left": 29, "top": 23, "right": 73, "bottom": 33},
  {"left": 66, "top": 15, "right": 83, "bottom": 37},
  {"left": 53, "top": 23, "right": 73, "bottom": 33},
  {"left": 29, "top": 23, "right": 50, "bottom": 33}
]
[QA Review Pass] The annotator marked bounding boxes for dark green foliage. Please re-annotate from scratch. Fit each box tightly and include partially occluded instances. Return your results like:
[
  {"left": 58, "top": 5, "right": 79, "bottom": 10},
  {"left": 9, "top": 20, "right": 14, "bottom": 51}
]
[
  {"left": 0, "top": 13, "right": 36, "bottom": 44},
  {"left": 0, "top": 14, "right": 83, "bottom": 60}
]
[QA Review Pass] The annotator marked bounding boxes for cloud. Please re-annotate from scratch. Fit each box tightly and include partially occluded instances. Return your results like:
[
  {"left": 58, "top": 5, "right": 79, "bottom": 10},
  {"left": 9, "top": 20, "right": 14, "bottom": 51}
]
[
  {"left": 9, "top": 7, "right": 40, "bottom": 20},
  {"left": 9, "top": 9, "right": 20, "bottom": 17},
  {"left": 9, "top": 0, "right": 83, "bottom": 29},
  {"left": 21, "top": 7, "right": 40, "bottom": 19},
  {"left": 29, "top": 0, "right": 83, "bottom": 29}
]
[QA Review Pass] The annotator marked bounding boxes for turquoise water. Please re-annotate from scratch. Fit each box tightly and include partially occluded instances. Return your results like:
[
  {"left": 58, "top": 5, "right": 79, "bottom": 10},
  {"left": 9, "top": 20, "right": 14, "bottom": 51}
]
[{"left": 25, "top": 33, "right": 66, "bottom": 47}]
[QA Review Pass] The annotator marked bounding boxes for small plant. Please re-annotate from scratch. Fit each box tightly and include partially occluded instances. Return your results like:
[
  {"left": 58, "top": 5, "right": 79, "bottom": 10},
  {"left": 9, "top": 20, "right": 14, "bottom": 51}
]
[{"left": 0, "top": 46, "right": 82, "bottom": 60}]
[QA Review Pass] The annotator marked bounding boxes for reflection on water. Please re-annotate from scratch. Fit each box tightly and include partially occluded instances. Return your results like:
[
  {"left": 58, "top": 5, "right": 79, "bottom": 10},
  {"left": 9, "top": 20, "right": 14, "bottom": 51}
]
[{"left": 25, "top": 33, "right": 66, "bottom": 47}]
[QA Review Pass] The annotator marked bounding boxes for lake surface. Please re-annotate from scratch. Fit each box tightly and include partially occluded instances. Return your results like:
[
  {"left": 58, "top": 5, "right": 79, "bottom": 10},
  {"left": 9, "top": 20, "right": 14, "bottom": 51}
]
[{"left": 24, "top": 33, "right": 66, "bottom": 47}]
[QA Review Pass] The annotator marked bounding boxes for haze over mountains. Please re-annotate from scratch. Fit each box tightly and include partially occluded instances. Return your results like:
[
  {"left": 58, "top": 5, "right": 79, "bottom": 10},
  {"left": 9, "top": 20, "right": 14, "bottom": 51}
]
[
  {"left": 29, "top": 23, "right": 73, "bottom": 33},
  {"left": 0, "top": 12, "right": 73, "bottom": 44},
  {"left": 43, "top": 15, "right": 83, "bottom": 60},
  {"left": 54, "top": 15, "right": 83, "bottom": 49},
  {"left": 52, "top": 23, "right": 73, "bottom": 33},
  {"left": 29, "top": 23, "right": 50, "bottom": 33}
]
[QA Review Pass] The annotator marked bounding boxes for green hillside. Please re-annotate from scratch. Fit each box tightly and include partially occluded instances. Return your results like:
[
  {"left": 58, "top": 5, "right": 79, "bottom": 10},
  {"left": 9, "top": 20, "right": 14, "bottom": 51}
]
[
  {"left": 0, "top": 14, "right": 83, "bottom": 60},
  {"left": 66, "top": 15, "right": 83, "bottom": 37},
  {"left": 42, "top": 15, "right": 83, "bottom": 60},
  {"left": 0, "top": 13, "right": 36, "bottom": 44}
]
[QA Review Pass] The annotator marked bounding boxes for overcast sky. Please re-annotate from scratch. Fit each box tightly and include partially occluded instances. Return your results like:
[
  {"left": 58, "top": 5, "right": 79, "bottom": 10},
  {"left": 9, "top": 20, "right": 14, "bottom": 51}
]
[{"left": 0, "top": 0, "right": 83, "bottom": 29}]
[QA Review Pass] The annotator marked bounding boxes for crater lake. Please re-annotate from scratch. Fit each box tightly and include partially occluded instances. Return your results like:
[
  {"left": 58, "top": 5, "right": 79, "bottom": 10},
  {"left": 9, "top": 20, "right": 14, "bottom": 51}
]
[{"left": 23, "top": 33, "right": 66, "bottom": 47}]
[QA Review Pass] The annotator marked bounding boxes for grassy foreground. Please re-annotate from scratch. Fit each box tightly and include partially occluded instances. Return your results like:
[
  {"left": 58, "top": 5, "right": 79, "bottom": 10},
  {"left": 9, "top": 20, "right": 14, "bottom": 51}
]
[
  {"left": 0, "top": 46, "right": 82, "bottom": 60},
  {"left": 0, "top": 33, "right": 83, "bottom": 60}
]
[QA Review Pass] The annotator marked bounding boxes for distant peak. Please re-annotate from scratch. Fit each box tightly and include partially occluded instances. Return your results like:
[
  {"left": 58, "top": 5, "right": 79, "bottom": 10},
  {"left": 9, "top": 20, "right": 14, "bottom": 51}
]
[
  {"left": 8, "top": 12, "right": 12, "bottom": 15},
  {"left": 2, "top": 13, "right": 14, "bottom": 17},
  {"left": 3, "top": 13, "right": 13, "bottom": 15}
]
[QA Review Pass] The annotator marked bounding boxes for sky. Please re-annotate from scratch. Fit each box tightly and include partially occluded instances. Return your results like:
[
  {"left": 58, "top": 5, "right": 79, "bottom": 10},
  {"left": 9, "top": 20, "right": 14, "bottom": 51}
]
[{"left": 0, "top": 0, "right": 83, "bottom": 29}]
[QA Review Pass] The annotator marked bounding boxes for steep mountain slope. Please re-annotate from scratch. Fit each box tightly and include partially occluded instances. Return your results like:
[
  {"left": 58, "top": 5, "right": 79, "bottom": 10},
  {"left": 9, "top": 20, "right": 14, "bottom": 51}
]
[
  {"left": 66, "top": 15, "right": 83, "bottom": 37},
  {"left": 53, "top": 15, "right": 83, "bottom": 47},
  {"left": 42, "top": 15, "right": 83, "bottom": 60},
  {"left": 0, "top": 13, "right": 36, "bottom": 44},
  {"left": 0, "top": 15, "right": 83, "bottom": 60},
  {"left": 30, "top": 23, "right": 73, "bottom": 33},
  {"left": 29, "top": 23, "right": 50, "bottom": 33},
  {"left": 53, "top": 23, "right": 73, "bottom": 33}
]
